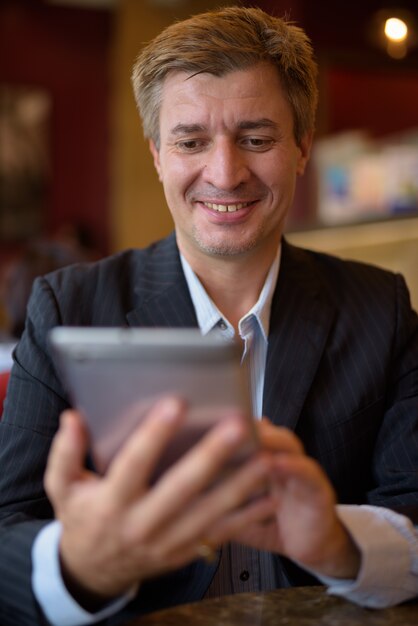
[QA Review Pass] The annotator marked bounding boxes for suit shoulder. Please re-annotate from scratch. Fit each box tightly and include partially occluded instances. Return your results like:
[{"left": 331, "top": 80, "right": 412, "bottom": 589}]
[
  {"left": 282, "top": 241, "right": 414, "bottom": 319},
  {"left": 43, "top": 241, "right": 164, "bottom": 289},
  {"left": 32, "top": 241, "right": 167, "bottom": 326},
  {"left": 42, "top": 248, "right": 139, "bottom": 289},
  {"left": 286, "top": 241, "right": 401, "bottom": 288}
]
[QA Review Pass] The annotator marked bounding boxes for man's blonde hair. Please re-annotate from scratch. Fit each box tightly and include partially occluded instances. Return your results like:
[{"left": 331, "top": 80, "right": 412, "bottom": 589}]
[{"left": 132, "top": 5, "right": 318, "bottom": 148}]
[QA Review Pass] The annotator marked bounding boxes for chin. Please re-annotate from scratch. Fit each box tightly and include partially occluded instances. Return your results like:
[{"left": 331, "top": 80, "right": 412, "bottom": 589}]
[{"left": 195, "top": 238, "right": 259, "bottom": 258}]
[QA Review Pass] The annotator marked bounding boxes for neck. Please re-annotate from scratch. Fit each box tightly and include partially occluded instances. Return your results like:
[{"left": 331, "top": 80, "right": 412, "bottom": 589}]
[{"left": 180, "top": 243, "right": 279, "bottom": 332}]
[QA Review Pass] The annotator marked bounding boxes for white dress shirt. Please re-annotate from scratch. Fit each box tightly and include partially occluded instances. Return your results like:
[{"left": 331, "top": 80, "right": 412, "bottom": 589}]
[{"left": 32, "top": 246, "right": 418, "bottom": 624}]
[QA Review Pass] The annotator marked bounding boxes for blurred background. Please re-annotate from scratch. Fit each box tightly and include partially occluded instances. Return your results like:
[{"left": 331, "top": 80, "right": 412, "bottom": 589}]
[{"left": 0, "top": 0, "right": 417, "bottom": 314}]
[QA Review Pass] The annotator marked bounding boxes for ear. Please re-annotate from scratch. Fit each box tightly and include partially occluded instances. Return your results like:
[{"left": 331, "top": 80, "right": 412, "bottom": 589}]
[
  {"left": 149, "top": 139, "right": 163, "bottom": 182},
  {"left": 296, "top": 131, "right": 313, "bottom": 176}
]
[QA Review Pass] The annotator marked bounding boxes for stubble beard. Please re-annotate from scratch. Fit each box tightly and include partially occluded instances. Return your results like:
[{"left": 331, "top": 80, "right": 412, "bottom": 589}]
[{"left": 190, "top": 223, "right": 267, "bottom": 258}]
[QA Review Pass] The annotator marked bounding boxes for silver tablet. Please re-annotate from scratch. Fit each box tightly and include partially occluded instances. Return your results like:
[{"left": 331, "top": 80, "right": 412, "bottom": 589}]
[{"left": 49, "top": 327, "right": 257, "bottom": 478}]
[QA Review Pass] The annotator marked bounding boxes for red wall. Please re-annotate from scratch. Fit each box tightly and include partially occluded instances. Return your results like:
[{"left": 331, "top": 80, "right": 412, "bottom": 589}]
[
  {"left": 326, "top": 67, "right": 418, "bottom": 137},
  {"left": 0, "top": 1, "right": 112, "bottom": 255}
]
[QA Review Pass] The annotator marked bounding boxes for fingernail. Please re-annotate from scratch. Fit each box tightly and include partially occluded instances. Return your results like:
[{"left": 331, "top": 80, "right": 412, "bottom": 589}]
[
  {"left": 221, "top": 419, "right": 244, "bottom": 443},
  {"left": 60, "top": 411, "right": 72, "bottom": 429},
  {"left": 157, "top": 396, "right": 184, "bottom": 421}
]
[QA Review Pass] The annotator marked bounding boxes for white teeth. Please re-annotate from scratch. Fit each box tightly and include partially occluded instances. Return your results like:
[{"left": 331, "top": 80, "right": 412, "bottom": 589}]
[{"left": 204, "top": 202, "right": 249, "bottom": 213}]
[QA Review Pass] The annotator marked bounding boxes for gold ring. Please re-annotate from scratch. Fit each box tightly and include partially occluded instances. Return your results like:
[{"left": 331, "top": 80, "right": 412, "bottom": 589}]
[{"left": 196, "top": 540, "right": 218, "bottom": 563}]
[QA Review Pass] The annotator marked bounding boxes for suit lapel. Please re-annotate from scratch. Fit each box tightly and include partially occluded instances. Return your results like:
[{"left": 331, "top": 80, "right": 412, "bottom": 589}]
[
  {"left": 263, "top": 240, "right": 336, "bottom": 431},
  {"left": 126, "top": 233, "right": 198, "bottom": 329}
]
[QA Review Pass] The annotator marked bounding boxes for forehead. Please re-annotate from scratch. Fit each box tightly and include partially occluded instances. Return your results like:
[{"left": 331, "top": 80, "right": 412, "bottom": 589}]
[{"left": 158, "top": 63, "right": 293, "bottom": 132}]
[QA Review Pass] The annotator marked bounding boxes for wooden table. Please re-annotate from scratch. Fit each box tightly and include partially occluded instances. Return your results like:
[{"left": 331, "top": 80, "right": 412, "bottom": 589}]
[{"left": 130, "top": 586, "right": 418, "bottom": 625}]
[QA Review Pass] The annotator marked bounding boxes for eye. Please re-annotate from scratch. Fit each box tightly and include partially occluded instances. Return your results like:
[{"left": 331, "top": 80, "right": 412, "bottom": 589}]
[
  {"left": 239, "top": 136, "right": 274, "bottom": 151},
  {"left": 175, "top": 139, "right": 207, "bottom": 153}
]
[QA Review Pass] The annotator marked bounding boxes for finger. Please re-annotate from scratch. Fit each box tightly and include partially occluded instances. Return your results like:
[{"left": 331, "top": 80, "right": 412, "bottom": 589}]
[
  {"left": 122, "top": 415, "right": 253, "bottom": 540},
  {"left": 258, "top": 419, "right": 305, "bottom": 454},
  {"left": 44, "top": 410, "right": 89, "bottom": 503},
  {"left": 204, "top": 494, "right": 278, "bottom": 546},
  {"left": 104, "top": 396, "right": 186, "bottom": 505},
  {"left": 145, "top": 453, "right": 274, "bottom": 551},
  {"left": 158, "top": 493, "right": 279, "bottom": 570},
  {"left": 272, "top": 453, "right": 336, "bottom": 503}
]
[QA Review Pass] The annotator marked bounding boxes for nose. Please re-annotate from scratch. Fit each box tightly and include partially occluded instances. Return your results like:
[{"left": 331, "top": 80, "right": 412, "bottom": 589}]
[{"left": 202, "top": 138, "right": 250, "bottom": 191}]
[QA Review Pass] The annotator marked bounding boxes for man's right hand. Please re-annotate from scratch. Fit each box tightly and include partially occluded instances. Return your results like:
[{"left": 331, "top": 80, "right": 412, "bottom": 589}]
[{"left": 44, "top": 397, "right": 277, "bottom": 608}]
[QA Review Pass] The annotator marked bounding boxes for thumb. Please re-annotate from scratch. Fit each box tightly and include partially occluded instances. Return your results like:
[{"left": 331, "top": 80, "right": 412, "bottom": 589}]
[{"left": 44, "top": 410, "right": 89, "bottom": 504}]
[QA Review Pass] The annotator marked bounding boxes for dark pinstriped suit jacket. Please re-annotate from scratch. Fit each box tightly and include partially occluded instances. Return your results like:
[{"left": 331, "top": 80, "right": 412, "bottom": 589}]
[{"left": 0, "top": 233, "right": 417, "bottom": 625}]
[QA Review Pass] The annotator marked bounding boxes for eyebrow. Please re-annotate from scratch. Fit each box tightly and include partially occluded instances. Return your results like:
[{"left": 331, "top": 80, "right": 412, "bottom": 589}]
[
  {"left": 237, "top": 118, "right": 278, "bottom": 130},
  {"left": 170, "top": 123, "right": 206, "bottom": 136},
  {"left": 169, "top": 118, "right": 278, "bottom": 137}
]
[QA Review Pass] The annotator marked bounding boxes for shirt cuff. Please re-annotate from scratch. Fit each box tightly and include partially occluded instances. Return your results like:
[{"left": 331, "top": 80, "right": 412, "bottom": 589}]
[
  {"left": 315, "top": 504, "right": 418, "bottom": 608},
  {"left": 32, "top": 520, "right": 137, "bottom": 626}
]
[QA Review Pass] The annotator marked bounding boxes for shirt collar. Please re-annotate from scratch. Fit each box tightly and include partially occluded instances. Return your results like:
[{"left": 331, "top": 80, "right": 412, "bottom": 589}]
[{"left": 180, "top": 245, "right": 281, "bottom": 340}]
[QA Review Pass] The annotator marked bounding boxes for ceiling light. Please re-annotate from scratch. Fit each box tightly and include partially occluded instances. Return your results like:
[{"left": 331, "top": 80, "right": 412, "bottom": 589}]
[
  {"left": 384, "top": 17, "right": 408, "bottom": 42},
  {"left": 369, "top": 8, "right": 417, "bottom": 60}
]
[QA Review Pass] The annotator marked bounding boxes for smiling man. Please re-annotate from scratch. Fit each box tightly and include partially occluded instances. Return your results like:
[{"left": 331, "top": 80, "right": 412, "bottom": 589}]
[
  {"left": 148, "top": 63, "right": 311, "bottom": 328},
  {"left": 149, "top": 62, "right": 311, "bottom": 327},
  {"left": 0, "top": 6, "right": 417, "bottom": 626}
]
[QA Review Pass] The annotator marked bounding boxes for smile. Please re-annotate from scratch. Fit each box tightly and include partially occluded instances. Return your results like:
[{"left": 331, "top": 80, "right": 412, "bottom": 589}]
[{"left": 203, "top": 201, "right": 252, "bottom": 213}]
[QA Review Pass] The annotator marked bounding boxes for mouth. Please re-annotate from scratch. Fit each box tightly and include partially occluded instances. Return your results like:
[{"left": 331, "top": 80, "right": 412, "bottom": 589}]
[{"left": 202, "top": 201, "right": 253, "bottom": 213}]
